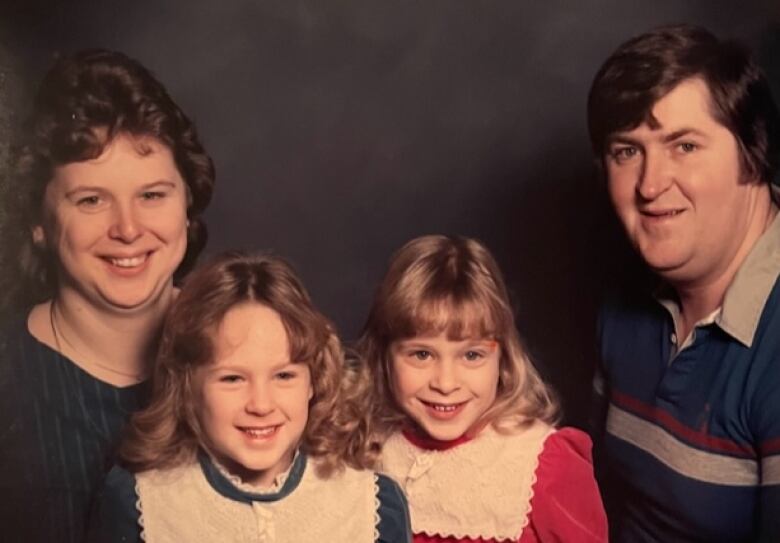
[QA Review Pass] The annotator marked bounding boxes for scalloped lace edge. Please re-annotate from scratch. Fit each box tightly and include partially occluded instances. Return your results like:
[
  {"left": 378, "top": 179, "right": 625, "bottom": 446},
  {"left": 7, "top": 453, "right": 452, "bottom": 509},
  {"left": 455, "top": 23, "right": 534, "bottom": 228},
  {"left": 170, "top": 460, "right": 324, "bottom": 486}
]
[
  {"left": 408, "top": 427, "right": 553, "bottom": 541},
  {"left": 134, "top": 480, "right": 146, "bottom": 542},
  {"left": 209, "top": 452, "right": 295, "bottom": 495},
  {"left": 373, "top": 473, "right": 381, "bottom": 542}
]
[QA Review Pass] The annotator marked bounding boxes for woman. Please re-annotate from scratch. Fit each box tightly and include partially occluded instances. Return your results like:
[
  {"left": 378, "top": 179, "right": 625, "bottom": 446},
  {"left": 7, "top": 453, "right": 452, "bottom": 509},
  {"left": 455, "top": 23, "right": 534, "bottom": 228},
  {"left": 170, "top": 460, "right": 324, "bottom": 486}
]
[{"left": 0, "top": 49, "right": 214, "bottom": 542}]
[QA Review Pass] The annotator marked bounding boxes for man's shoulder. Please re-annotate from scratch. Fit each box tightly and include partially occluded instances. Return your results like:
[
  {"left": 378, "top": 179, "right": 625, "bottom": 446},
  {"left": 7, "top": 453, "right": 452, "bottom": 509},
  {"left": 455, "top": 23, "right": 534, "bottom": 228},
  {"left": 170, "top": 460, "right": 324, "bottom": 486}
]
[{"left": 599, "top": 284, "right": 663, "bottom": 330}]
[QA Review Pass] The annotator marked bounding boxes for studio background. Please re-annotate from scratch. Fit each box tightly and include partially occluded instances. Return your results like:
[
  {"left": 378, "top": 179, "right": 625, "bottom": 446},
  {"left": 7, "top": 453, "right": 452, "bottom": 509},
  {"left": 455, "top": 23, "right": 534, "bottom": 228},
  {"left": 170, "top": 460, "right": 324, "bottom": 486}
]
[{"left": 2, "top": 1, "right": 778, "bottom": 428}]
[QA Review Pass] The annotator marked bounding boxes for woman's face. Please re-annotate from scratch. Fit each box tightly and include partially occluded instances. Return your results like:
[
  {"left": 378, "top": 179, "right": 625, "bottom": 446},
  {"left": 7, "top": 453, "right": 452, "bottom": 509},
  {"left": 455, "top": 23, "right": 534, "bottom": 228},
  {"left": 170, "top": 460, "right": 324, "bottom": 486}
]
[{"left": 34, "top": 133, "right": 189, "bottom": 312}]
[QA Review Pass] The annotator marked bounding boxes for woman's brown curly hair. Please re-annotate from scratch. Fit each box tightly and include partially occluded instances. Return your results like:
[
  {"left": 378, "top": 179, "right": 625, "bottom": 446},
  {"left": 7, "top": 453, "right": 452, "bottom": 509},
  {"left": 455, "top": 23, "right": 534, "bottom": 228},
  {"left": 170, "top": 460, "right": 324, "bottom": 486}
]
[{"left": 120, "top": 251, "right": 376, "bottom": 477}]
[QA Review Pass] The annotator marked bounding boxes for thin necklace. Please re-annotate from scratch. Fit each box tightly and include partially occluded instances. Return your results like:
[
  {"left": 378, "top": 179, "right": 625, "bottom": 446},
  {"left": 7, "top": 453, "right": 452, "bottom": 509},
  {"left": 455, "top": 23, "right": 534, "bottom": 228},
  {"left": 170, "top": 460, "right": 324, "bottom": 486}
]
[{"left": 49, "top": 300, "right": 147, "bottom": 382}]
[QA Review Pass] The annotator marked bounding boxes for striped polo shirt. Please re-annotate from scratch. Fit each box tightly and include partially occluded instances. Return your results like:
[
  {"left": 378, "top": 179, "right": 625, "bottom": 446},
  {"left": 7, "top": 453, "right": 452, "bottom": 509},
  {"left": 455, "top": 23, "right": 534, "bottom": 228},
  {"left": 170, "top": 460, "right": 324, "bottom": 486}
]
[
  {"left": 596, "top": 212, "right": 780, "bottom": 542},
  {"left": 0, "top": 318, "right": 149, "bottom": 543}
]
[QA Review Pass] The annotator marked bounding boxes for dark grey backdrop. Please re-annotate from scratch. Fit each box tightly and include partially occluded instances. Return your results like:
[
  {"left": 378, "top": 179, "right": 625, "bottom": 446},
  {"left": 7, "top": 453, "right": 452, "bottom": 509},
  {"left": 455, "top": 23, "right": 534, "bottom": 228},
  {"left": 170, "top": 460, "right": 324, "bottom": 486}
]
[{"left": 3, "top": 1, "right": 779, "bottom": 427}]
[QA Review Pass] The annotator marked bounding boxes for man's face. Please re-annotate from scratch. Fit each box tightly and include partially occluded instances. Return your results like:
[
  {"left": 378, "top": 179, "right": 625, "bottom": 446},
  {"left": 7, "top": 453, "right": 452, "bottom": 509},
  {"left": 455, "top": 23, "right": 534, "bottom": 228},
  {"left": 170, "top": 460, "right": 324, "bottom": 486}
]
[{"left": 604, "top": 77, "right": 769, "bottom": 287}]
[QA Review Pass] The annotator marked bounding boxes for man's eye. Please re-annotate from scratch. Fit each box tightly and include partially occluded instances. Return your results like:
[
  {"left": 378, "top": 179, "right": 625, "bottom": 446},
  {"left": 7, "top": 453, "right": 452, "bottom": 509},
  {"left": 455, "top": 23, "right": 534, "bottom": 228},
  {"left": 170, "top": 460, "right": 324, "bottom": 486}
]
[
  {"left": 678, "top": 142, "right": 698, "bottom": 153},
  {"left": 610, "top": 146, "right": 639, "bottom": 162}
]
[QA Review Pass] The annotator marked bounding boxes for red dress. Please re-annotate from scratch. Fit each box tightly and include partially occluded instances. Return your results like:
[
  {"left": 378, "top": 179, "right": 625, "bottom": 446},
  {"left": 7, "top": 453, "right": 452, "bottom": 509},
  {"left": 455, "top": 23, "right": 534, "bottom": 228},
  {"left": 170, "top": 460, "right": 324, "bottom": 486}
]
[{"left": 387, "top": 426, "right": 607, "bottom": 543}]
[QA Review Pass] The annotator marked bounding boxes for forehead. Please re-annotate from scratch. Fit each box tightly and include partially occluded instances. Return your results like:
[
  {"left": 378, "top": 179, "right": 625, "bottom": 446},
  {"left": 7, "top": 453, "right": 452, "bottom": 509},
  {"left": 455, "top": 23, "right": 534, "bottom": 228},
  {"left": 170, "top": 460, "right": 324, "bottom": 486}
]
[
  {"left": 49, "top": 134, "right": 182, "bottom": 191},
  {"left": 395, "top": 333, "right": 498, "bottom": 349},
  {"left": 212, "top": 303, "right": 290, "bottom": 365},
  {"left": 612, "top": 78, "right": 732, "bottom": 142}
]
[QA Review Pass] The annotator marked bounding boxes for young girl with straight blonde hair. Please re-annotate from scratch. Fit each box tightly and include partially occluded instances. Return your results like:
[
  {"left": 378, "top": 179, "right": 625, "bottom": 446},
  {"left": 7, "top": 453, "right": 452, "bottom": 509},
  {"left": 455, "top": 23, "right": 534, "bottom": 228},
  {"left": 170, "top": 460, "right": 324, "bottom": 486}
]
[
  {"left": 358, "top": 235, "right": 606, "bottom": 542},
  {"left": 89, "top": 251, "right": 411, "bottom": 542}
]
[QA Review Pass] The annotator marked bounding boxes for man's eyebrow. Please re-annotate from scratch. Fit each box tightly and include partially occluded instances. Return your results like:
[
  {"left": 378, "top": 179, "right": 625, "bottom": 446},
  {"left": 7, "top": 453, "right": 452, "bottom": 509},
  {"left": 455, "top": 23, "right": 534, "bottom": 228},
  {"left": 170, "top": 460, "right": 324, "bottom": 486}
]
[
  {"left": 606, "top": 134, "right": 642, "bottom": 146},
  {"left": 606, "top": 127, "right": 708, "bottom": 147},
  {"left": 661, "top": 128, "right": 707, "bottom": 143}
]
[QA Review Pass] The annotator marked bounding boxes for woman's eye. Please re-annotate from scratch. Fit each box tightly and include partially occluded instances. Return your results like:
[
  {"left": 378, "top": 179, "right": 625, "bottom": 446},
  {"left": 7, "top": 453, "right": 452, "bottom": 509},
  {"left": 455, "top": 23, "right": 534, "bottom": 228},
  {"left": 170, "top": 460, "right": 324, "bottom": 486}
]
[
  {"left": 218, "top": 374, "right": 243, "bottom": 384},
  {"left": 464, "top": 350, "right": 484, "bottom": 361},
  {"left": 76, "top": 195, "right": 102, "bottom": 207}
]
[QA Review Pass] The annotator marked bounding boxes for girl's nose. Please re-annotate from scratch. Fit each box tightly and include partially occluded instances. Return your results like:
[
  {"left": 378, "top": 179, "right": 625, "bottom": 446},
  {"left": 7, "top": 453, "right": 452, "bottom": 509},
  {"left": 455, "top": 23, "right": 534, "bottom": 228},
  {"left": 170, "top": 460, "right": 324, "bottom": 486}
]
[
  {"left": 245, "top": 382, "right": 275, "bottom": 416},
  {"left": 430, "top": 360, "right": 460, "bottom": 394}
]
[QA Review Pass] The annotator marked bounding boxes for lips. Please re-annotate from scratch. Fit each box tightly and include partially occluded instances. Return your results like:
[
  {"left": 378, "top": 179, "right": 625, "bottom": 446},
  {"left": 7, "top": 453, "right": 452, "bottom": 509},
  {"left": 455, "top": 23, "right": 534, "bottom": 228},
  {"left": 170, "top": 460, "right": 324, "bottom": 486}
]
[
  {"left": 420, "top": 400, "right": 468, "bottom": 420},
  {"left": 100, "top": 251, "right": 152, "bottom": 274},
  {"left": 238, "top": 425, "right": 281, "bottom": 439},
  {"left": 641, "top": 208, "right": 685, "bottom": 218},
  {"left": 108, "top": 254, "right": 148, "bottom": 268}
]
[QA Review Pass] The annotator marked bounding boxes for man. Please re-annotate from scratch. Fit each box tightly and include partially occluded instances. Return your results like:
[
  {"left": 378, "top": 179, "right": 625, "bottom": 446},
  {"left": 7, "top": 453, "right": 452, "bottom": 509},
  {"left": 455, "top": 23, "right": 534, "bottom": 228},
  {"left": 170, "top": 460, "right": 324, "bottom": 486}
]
[{"left": 588, "top": 24, "right": 780, "bottom": 541}]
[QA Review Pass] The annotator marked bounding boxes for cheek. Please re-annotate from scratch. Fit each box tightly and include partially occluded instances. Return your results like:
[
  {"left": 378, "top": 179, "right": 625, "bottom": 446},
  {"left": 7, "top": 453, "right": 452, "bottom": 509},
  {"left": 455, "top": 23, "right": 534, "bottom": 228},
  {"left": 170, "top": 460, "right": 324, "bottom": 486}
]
[
  {"left": 607, "top": 172, "right": 636, "bottom": 209},
  {"left": 199, "top": 389, "right": 233, "bottom": 430},
  {"left": 390, "top": 360, "right": 419, "bottom": 402},
  {"left": 50, "top": 214, "right": 103, "bottom": 253},
  {"left": 478, "top": 360, "right": 501, "bottom": 399},
  {"left": 153, "top": 205, "right": 189, "bottom": 241}
]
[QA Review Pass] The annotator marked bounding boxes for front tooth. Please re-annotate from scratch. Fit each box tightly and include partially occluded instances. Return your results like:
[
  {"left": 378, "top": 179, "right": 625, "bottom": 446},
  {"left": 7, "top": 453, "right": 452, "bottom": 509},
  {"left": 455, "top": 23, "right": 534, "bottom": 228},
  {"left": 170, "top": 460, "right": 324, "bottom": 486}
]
[
  {"left": 245, "top": 427, "right": 276, "bottom": 437},
  {"left": 112, "top": 256, "right": 145, "bottom": 268}
]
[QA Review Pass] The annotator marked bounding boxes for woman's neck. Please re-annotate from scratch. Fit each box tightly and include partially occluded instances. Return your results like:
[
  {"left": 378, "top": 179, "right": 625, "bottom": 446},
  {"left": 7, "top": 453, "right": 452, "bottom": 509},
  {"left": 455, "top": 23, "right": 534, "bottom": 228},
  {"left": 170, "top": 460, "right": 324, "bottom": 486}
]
[{"left": 28, "top": 286, "right": 172, "bottom": 386}]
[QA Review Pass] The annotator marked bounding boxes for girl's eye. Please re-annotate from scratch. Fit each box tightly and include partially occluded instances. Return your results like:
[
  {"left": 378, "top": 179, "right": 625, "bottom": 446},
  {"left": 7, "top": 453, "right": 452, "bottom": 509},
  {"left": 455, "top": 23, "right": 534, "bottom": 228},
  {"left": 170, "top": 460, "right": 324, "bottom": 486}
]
[
  {"left": 218, "top": 374, "right": 243, "bottom": 384},
  {"left": 275, "top": 370, "right": 297, "bottom": 381},
  {"left": 412, "top": 350, "right": 432, "bottom": 361},
  {"left": 464, "top": 350, "right": 484, "bottom": 361}
]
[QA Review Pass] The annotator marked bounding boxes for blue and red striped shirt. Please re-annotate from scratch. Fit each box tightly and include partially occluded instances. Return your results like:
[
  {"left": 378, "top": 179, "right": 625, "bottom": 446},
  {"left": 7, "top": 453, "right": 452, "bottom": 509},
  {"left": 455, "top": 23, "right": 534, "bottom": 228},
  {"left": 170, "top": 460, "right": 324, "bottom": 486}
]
[{"left": 595, "top": 213, "right": 780, "bottom": 542}]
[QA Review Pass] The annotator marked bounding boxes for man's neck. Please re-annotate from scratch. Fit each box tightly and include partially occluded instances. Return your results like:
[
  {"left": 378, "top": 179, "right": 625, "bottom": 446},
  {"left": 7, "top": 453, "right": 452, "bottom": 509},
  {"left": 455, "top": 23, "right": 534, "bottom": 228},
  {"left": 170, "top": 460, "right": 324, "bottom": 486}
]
[{"left": 673, "top": 197, "right": 778, "bottom": 341}]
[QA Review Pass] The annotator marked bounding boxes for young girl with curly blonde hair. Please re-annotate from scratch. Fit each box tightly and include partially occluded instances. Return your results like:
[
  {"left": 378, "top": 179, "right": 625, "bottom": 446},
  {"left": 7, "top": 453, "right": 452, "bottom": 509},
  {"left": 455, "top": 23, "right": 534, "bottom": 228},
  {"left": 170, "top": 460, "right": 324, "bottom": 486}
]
[
  {"left": 89, "top": 252, "right": 411, "bottom": 542},
  {"left": 357, "top": 235, "right": 606, "bottom": 542}
]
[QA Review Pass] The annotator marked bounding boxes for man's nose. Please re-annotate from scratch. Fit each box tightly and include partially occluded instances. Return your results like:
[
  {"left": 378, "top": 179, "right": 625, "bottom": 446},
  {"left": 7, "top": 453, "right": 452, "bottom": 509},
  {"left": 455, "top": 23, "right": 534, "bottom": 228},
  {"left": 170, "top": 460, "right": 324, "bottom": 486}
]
[{"left": 637, "top": 150, "right": 674, "bottom": 201}]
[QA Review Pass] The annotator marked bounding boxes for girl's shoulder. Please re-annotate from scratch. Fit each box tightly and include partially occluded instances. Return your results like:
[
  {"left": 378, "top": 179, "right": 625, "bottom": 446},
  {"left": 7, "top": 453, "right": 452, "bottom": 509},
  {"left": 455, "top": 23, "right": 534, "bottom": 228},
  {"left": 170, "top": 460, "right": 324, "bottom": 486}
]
[
  {"left": 87, "top": 465, "right": 142, "bottom": 543},
  {"left": 538, "top": 426, "right": 594, "bottom": 463},
  {"left": 527, "top": 427, "right": 608, "bottom": 542},
  {"left": 374, "top": 472, "right": 412, "bottom": 543}
]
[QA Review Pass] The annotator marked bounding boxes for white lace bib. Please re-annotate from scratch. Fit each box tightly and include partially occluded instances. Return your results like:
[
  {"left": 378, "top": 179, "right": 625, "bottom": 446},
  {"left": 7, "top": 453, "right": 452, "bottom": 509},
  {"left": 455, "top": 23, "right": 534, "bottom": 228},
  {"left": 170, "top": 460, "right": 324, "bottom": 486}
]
[
  {"left": 135, "top": 459, "right": 379, "bottom": 542},
  {"left": 381, "top": 421, "right": 553, "bottom": 541}
]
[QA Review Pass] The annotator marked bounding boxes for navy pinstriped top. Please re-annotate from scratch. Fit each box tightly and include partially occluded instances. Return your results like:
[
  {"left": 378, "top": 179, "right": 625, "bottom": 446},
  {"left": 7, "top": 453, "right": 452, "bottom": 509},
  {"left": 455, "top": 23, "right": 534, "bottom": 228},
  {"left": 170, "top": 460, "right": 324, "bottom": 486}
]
[{"left": 0, "top": 318, "right": 149, "bottom": 543}]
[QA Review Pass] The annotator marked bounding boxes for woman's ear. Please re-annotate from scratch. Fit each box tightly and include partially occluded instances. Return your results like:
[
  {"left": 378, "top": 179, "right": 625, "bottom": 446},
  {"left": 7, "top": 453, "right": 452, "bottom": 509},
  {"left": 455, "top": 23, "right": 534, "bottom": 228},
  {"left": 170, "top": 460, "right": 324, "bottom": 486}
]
[{"left": 32, "top": 225, "right": 46, "bottom": 247}]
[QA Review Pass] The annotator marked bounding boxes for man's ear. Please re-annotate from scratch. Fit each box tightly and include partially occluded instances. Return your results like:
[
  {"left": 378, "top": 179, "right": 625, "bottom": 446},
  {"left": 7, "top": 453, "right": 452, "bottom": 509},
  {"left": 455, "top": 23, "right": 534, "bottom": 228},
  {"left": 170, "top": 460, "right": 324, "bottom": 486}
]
[{"left": 32, "top": 225, "right": 46, "bottom": 247}]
